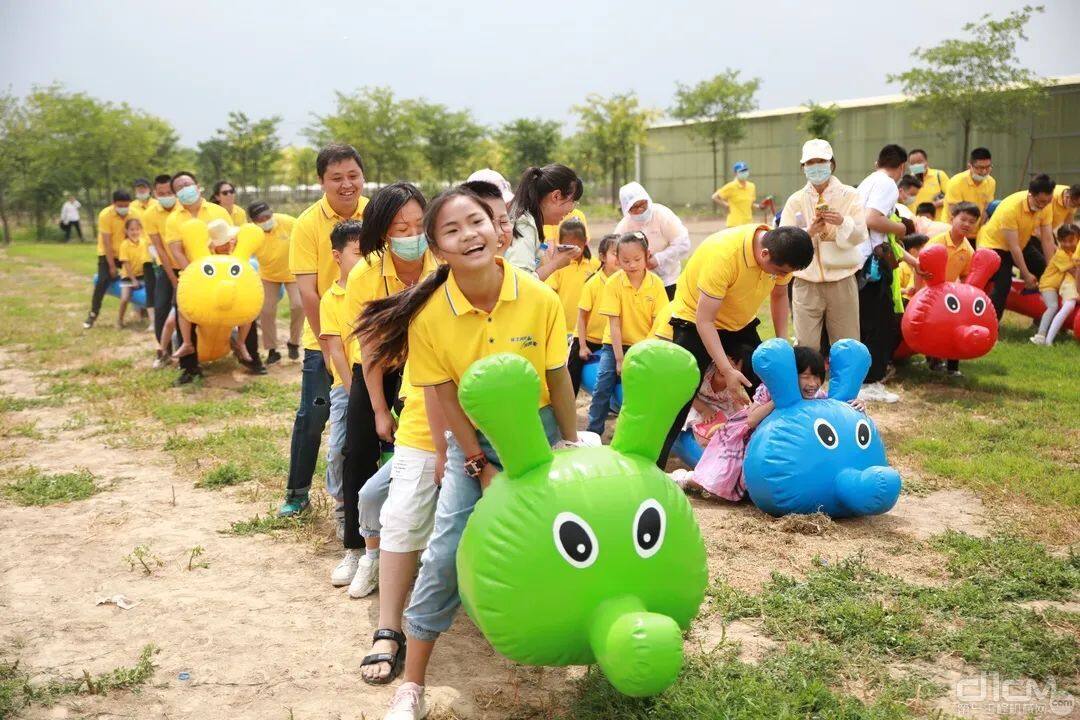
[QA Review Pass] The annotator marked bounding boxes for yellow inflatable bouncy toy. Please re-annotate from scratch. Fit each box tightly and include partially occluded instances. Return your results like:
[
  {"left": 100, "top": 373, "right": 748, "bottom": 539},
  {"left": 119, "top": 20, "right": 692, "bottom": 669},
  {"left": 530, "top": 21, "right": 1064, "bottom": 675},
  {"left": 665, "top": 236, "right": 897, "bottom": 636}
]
[{"left": 175, "top": 219, "right": 265, "bottom": 363}]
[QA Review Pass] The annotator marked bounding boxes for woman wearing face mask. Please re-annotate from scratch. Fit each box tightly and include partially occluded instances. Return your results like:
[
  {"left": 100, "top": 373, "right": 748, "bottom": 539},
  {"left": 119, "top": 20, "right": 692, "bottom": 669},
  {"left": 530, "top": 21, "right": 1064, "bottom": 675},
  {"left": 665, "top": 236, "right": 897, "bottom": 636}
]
[
  {"left": 335, "top": 183, "right": 440, "bottom": 600},
  {"left": 210, "top": 180, "right": 248, "bottom": 226},
  {"left": 506, "top": 164, "right": 583, "bottom": 281},
  {"left": 249, "top": 201, "right": 301, "bottom": 365},
  {"left": 613, "top": 181, "right": 691, "bottom": 299}
]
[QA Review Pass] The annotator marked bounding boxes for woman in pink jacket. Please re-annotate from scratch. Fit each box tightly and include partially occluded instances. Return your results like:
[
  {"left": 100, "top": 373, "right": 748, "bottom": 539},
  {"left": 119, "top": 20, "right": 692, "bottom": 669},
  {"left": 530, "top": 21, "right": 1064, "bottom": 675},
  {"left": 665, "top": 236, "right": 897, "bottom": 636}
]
[{"left": 613, "top": 182, "right": 691, "bottom": 299}]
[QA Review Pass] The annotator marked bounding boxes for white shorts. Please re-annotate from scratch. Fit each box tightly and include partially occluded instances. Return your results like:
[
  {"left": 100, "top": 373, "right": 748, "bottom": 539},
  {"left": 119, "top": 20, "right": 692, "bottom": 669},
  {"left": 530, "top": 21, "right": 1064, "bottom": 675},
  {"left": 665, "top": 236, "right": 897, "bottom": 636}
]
[{"left": 379, "top": 445, "right": 439, "bottom": 553}]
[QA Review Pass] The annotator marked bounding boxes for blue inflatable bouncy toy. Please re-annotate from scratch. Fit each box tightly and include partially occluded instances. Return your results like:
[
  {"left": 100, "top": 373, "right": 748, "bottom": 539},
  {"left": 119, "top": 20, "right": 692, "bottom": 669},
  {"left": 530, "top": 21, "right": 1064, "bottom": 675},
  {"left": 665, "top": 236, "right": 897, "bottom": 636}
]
[
  {"left": 743, "top": 339, "right": 901, "bottom": 518},
  {"left": 92, "top": 275, "right": 148, "bottom": 309}
]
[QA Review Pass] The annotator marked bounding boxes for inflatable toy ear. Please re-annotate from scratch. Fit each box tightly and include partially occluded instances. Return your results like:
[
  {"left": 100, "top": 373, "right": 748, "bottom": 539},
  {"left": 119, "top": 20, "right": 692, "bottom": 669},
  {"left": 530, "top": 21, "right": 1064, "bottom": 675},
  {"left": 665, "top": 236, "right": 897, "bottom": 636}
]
[
  {"left": 234, "top": 223, "right": 265, "bottom": 260},
  {"left": 610, "top": 340, "right": 698, "bottom": 461},
  {"left": 751, "top": 339, "right": 801, "bottom": 409},
  {"left": 826, "top": 339, "right": 870, "bottom": 401},
  {"left": 180, "top": 218, "right": 209, "bottom": 249},
  {"left": 459, "top": 354, "right": 553, "bottom": 478},
  {"left": 965, "top": 248, "right": 1001, "bottom": 289},
  {"left": 918, "top": 244, "right": 948, "bottom": 286}
]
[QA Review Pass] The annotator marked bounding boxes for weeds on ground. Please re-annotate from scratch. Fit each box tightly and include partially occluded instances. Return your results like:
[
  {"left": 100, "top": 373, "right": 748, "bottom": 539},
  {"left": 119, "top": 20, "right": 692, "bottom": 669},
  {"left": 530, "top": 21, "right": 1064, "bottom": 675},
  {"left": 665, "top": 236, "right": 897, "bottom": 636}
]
[
  {"left": 196, "top": 462, "right": 252, "bottom": 489},
  {"left": 0, "top": 466, "right": 98, "bottom": 506},
  {"left": 125, "top": 544, "right": 164, "bottom": 575},
  {"left": 225, "top": 511, "right": 312, "bottom": 536},
  {"left": 187, "top": 545, "right": 209, "bottom": 571}
]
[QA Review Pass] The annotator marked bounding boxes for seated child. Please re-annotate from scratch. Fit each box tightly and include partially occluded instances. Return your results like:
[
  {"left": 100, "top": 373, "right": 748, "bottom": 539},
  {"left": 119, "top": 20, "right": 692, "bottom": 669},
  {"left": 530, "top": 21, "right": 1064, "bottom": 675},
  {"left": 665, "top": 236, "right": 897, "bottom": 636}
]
[
  {"left": 117, "top": 217, "right": 152, "bottom": 329},
  {"left": 1032, "top": 223, "right": 1079, "bottom": 346},
  {"left": 898, "top": 234, "right": 930, "bottom": 302},
  {"left": 570, "top": 233, "right": 618, "bottom": 395},
  {"left": 686, "top": 344, "right": 755, "bottom": 442},
  {"left": 674, "top": 346, "right": 866, "bottom": 501},
  {"left": 586, "top": 231, "right": 665, "bottom": 435},
  {"left": 922, "top": 202, "right": 979, "bottom": 375}
]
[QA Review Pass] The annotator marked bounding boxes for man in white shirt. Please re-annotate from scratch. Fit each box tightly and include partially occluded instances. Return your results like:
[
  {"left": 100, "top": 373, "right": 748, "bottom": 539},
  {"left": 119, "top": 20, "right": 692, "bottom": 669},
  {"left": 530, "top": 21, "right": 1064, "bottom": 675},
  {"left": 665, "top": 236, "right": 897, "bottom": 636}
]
[
  {"left": 60, "top": 195, "right": 83, "bottom": 242},
  {"left": 855, "top": 144, "right": 909, "bottom": 404}
]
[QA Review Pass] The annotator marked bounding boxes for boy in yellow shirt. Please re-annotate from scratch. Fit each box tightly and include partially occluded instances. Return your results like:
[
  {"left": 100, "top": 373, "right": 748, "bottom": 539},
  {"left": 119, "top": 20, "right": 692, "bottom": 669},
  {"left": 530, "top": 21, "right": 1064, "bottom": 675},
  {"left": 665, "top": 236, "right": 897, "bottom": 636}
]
[{"left": 318, "top": 220, "right": 365, "bottom": 540}]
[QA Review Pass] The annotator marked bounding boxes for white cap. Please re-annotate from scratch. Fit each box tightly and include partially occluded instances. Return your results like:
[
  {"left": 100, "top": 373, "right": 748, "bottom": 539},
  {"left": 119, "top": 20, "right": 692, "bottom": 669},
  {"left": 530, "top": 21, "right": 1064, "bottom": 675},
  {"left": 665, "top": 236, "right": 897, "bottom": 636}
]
[
  {"left": 207, "top": 218, "right": 240, "bottom": 248},
  {"left": 800, "top": 139, "right": 834, "bottom": 164},
  {"left": 466, "top": 168, "right": 514, "bottom": 204}
]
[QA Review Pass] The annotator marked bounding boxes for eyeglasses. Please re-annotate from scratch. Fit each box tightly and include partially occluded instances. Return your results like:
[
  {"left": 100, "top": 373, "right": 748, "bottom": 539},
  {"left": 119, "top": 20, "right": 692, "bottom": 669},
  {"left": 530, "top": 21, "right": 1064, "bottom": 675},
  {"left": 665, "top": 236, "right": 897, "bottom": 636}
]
[{"left": 220, "top": 189, "right": 235, "bottom": 196}]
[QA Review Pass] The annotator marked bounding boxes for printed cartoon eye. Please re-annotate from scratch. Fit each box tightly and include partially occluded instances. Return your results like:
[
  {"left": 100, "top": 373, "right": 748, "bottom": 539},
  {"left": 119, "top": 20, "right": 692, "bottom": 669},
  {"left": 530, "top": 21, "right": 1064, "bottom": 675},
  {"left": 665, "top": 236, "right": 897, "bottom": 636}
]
[
  {"left": 229, "top": 263, "right": 242, "bottom": 277},
  {"left": 201, "top": 263, "right": 215, "bottom": 277},
  {"left": 814, "top": 418, "right": 839, "bottom": 449},
  {"left": 944, "top": 293, "right": 960, "bottom": 314},
  {"left": 855, "top": 419, "right": 872, "bottom": 449},
  {"left": 972, "top": 297, "right": 986, "bottom": 316},
  {"left": 553, "top": 512, "right": 598, "bottom": 569},
  {"left": 633, "top": 499, "right": 666, "bottom": 559}
]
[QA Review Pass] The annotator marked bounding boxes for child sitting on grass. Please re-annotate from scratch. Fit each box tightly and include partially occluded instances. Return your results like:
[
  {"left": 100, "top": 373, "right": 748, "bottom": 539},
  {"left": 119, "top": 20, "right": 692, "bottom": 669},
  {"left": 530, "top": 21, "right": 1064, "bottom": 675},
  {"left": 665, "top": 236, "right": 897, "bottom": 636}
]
[
  {"left": 117, "top": 217, "right": 152, "bottom": 329},
  {"left": 1032, "top": 223, "right": 1080, "bottom": 346},
  {"left": 685, "top": 344, "right": 755, "bottom": 442},
  {"left": 674, "top": 346, "right": 866, "bottom": 500}
]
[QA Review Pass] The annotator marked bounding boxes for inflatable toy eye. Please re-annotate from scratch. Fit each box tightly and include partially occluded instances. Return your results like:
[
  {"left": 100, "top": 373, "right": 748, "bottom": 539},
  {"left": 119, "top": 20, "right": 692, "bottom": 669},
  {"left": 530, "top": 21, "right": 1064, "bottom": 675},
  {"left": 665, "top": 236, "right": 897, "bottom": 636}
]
[
  {"left": 972, "top": 297, "right": 986, "bottom": 316},
  {"left": 944, "top": 293, "right": 960, "bottom": 314},
  {"left": 633, "top": 499, "right": 666, "bottom": 559},
  {"left": 855, "top": 419, "right": 872, "bottom": 449},
  {"left": 553, "top": 512, "right": 598, "bottom": 569},
  {"left": 229, "top": 263, "right": 242, "bottom": 277},
  {"left": 202, "top": 262, "right": 215, "bottom": 277},
  {"left": 813, "top": 418, "right": 839, "bottom": 450}
]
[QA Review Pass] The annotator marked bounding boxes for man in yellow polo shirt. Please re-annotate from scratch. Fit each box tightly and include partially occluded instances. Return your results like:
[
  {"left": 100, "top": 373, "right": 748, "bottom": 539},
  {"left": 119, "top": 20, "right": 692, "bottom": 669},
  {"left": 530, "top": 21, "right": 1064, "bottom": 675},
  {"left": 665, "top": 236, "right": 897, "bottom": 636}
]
[
  {"left": 905, "top": 149, "right": 949, "bottom": 221},
  {"left": 1050, "top": 184, "right": 1080, "bottom": 231},
  {"left": 658, "top": 224, "right": 814, "bottom": 466},
  {"left": 143, "top": 174, "right": 177, "bottom": 343},
  {"left": 83, "top": 189, "right": 133, "bottom": 329},
  {"left": 279, "top": 143, "right": 369, "bottom": 517},
  {"left": 943, "top": 147, "right": 996, "bottom": 240},
  {"left": 712, "top": 161, "right": 757, "bottom": 227},
  {"left": 978, "top": 173, "right": 1055, "bottom": 319}
]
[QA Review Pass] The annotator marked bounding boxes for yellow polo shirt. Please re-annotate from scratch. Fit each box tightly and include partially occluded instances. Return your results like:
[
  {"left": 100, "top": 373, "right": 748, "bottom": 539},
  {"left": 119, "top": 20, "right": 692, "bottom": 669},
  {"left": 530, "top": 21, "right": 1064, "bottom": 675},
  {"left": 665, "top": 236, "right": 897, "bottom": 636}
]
[
  {"left": 345, "top": 250, "right": 439, "bottom": 364},
  {"left": 1051, "top": 185, "right": 1077, "bottom": 229},
  {"left": 290, "top": 194, "right": 370, "bottom": 351},
  {"left": 545, "top": 255, "right": 600, "bottom": 331},
  {"left": 927, "top": 232, "right": 975, "bottom": 282},
  {"left": 164, "top": 201, "right": 233, "bottom": 265},
  {"left": 318, "top": 281, "right": 354, "bottom": 387},
  {"left": 597, "top": 269, "right": 666, "bottom": 346},
  {"left": 141, "top": 200, "right": 177, "bottom": 268},
  {"left": 118, "top": 236, "right": 151, "bottom": 277},
  {"left": 542, "top": 208, "right": 589, "bottom": 242},
  {"left": 944, "top": 170, "right": 996, "bottom": 238},
  {"left": 649, "top": 301, "right": 674, "bottom": 341},
  {"left": 254, "top": 214, "right": 297, "bottom": 283},
  {"left": 1039, "top": 248, "right": 1078, "bottom": 292},
  {"left": 670, "top": 224, "right": 791, "bottom": 330},
  {"left": 95, "top": 206, "right": 130, "bottom": 257},
  {"left": 394, "top": 365, "right": 434, "bottom": 453},
  {"left": 212, "top": 203, "right": 248, "bottom": 226},
  {"left": 577, "top": 270, "right": 612, "bottom": 344},
  {"left": 977, "top": 191, "right": 1052, "bottom": 252},
  {"left": 408, "top": 258, "right": 566, "bottom": 408},
  {"left": 717, "top": 180, "right": 756, "bottom": 227},
  {"left": 907, "top": 168, "right": 950, "bottom": 222}
]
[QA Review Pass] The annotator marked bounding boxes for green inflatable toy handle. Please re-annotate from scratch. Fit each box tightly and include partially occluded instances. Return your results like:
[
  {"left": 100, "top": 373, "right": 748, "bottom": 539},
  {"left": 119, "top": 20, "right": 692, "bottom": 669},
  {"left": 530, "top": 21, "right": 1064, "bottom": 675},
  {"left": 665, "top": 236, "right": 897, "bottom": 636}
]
[
  {"left": 611, "top": 340, "right": 699, "bottom": 462},
  {"left": 588, "top": 595, "right": 684, "bottom": 697}
]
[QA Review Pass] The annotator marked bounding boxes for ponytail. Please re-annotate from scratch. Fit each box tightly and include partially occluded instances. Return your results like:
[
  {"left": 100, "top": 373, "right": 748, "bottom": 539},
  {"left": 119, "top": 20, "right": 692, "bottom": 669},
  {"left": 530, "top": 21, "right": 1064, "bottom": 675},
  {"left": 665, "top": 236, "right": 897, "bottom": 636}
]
[
  {"left": 510, "top": 164, "right": 582, "bottom": 239},
  {"left": 355, "top": 264, "right": 451, "bottom": 369}
]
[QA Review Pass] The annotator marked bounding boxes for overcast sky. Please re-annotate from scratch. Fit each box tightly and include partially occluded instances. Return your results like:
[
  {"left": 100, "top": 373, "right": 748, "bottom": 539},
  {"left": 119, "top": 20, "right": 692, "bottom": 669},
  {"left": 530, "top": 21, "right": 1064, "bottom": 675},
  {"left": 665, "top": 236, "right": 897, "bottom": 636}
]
[{"left": 2, "top": 0, "right": 1076, "bottom": 147}]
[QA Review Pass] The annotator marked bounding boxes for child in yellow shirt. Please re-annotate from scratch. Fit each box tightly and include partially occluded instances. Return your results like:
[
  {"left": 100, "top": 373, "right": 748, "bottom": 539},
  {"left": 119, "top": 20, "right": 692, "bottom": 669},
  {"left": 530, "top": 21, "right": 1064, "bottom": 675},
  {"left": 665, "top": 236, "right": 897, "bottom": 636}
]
[
  {"left": 568, "top": 234, "right": 618, "bottom": 396},
  {"left": 117, "top": 217, "right": 152, "bottom": 329},
  {"left": 1032, "top": 223, "right": 1079, "bottom": 346},
  {"left": 544, "top": 218, "right": 598, "bottom": 334}
]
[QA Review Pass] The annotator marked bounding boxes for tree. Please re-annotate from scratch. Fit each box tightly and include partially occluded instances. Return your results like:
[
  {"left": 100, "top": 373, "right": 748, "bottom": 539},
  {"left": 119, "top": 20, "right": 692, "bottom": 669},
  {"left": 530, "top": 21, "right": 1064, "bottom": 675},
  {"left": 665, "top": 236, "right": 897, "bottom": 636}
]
[
  {"left": 279, "top": 145, "right": 319, "bottom": 195},
  {"left": 415, "top": 102, "right": 484, "bottom": 185},
  {"left": 495, "top": 118, "right": 563, "bottom": 179},
  {"left": 0, "top": 92, "right": 28, "bottom": 244},
  {"left": 571, "top": 92, "right": 658, "bottom": 203},
  {"left": 798, "top": 100, "right": 840, "bottom": 141},
  {"left": 888, "top": 5, "right": 1048, "bottom": 166},
  {"left": 196, "top": 138, "right": 230, "bottom": 186},
  {"left": 671, "top": 69, "right": 760, "bottom": 190}
]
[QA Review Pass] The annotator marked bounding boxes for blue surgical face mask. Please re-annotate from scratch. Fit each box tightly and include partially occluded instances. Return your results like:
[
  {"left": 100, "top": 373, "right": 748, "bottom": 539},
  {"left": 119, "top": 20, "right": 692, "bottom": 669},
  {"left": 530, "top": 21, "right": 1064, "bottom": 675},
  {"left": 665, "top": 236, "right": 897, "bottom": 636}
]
[
  {"left": 908, "top": 163, "right": 926, "bottom": 176},
  {"left": 135, "top": 191, "right": 150, "bottom": 201},
  {"left": 176, "top": 185, "right": 200, "bottom": 206},
  {"left": 390, "top": 234, "right": 426, "bottom": 261},
  {"left": 258, "top": 219, "right": 276, "bottom": 232},
  {"left": 156, "top": 196, "right": 176, "bottom": 209},
  {"left": 633, "top": 206, "right": 653, "bottom": 223},
  {"left": 804, "top": 164, "right": 832, "bottom": 184},
  {"left": 736, "top": 170, "right": 750, "bottom": 181},
  {"left": 115, "top": 205, "right": 129, "bottom": 216}
]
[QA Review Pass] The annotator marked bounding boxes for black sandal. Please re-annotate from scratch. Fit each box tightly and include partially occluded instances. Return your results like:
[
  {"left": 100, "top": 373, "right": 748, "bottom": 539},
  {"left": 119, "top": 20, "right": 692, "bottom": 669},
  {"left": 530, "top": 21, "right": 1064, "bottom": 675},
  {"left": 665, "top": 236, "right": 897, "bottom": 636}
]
[{"left": 360, "top": 628, "right": 407, "bottom": 686}]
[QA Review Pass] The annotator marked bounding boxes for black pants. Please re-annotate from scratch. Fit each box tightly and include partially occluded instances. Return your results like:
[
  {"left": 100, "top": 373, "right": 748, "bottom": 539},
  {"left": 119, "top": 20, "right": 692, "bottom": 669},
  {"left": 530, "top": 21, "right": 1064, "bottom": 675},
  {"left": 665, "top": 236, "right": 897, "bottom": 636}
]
[
  {"left": 141, "top": 262, "right": 156, "bottom": 310},
  {"left": 858, "top": 268, "right": 900, "bottom": 385},
  {"left": 90, "top": 255, "right": 114, "bottom": 317},
  {"left": 567, "top": 338, "right": 603, "bottom": 396},
  {"left": 988, "top": 240, "right": 1048, "bottom": 320},
  {"left": 657, "top": 318, "right": 763, "bottom": 468},
  {"left": 153, "top": 265, "right": 174, "bottom": 343},
  {"left": 664, "top": 284, "right": 676, "bottom": 301},
  {"left": 62, "top": 221, "right": 83, "bottom": 242},
  {"left": 342, "top": 363, "right": 402, "bottom": 549},
  {"left": 176, "top": 306, "right": 260, "bottom": 374}
]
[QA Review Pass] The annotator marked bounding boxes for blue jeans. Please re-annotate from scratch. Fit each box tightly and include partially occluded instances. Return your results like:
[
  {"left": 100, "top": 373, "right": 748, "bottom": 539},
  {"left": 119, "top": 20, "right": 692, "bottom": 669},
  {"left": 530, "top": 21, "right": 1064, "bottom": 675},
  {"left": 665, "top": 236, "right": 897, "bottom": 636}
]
[
  {"left": 325, "top": 385, "right": 349, "bottom": 502},
  {"left": 285, "top": 349, "right": 331, "bottom": 497},
  {"left": 358, "top": 460, "right": 393, "bottom": 539},
  {"left": 404, "top": 406, "right": 560, "bottom": 642},
  {"left": 586, "top": 344, "right": 622, "bottom": 435}
]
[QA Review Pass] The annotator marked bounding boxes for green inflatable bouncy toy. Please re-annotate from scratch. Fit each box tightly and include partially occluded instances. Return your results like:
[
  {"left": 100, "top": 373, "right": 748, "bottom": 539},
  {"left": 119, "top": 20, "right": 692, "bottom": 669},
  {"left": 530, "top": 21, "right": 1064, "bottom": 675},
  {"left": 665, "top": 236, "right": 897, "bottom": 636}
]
[{"left": 456, "top": 340, "right": 708, "bottom": 698}]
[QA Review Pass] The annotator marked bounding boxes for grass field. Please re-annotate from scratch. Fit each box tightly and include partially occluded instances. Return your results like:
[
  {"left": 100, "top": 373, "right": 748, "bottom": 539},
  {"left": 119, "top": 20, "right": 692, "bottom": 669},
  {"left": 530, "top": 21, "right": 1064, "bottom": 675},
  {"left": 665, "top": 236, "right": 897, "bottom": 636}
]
[{"left": 1, "top": 241, "right": 1077, "bottom": 719}]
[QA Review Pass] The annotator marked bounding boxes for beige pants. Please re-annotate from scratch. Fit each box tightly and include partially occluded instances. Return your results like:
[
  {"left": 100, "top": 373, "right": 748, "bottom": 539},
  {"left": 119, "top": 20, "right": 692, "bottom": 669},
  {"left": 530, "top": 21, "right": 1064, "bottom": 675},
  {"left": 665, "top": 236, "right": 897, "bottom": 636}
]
[
  {"left": 792, "top": 275, "right": 859, "bottom": 352},
  {"left": 260, "top": 280, "right": 303, "bottom": 350}
]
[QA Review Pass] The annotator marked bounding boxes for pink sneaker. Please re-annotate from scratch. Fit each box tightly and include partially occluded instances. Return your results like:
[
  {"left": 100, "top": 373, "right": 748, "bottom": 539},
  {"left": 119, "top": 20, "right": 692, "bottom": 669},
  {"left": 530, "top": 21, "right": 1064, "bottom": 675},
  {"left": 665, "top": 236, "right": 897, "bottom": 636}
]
[{"left": 385, "top": 681, "right": 427, "bottom": 720}]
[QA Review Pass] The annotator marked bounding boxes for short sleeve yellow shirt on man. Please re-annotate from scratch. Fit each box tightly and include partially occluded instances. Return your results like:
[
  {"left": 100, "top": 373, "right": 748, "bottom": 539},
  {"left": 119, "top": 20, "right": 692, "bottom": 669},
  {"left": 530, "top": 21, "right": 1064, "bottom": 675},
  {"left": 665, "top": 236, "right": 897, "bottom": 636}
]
[
  {"left": 597, "top": 269, "right": 666, "bottom": 346},
  {"left": 408, "top": 259, "right": 567, "bottom": 409},
  {"left": 118, "top": 237, "right": 151, "bottom": 277},
  {"left": 1051, "top": 185, "right": 1077, "bottom": 229},
  {"left": 545, "top": 256, "right": 600, "bottom": 331},
  {"left": 164, "top": 201, "right": 234, "bottom": 265},
  {"left": 318, "top": 282, "right": 354, "bottom": 388},
  {"left": 717, "top": 180, "right": 756, "bottom": 227},
  {"left": 345, "top": 249, "right": 439, "bottom": 364},
  {"left": 977, "top": 191, "right": 1052, "bottom": 252},
  {"left": 907, "top": 169, "right": 950, "bottom": 222},
  {"left": 254, "top": 213, "right": 297, "bottom": 283},
  {"left": 926, "top": 232, "right": 975, "bottom": 282},
  {"left": 290, "top": 194, "right": 370, "bottom": 351},
  {"left": 944, "top": 170, "right": 996, "bottom": 238},
  {"left": 577, "top": 270, "right": 611, "bottom": 345},
  {"left": 394, "top": 364, "right": 435, "bottom": 453},
  {"left": 1039, "top": 248, "right": 1078, "bottom": 293},
  {"left": 649, "top": 301, "right": 675, "bottom": 341},
  {"left": 95, "top": 206, "right": 129, "bottom": 257},
  {"left": 670, "top": 224, "right": 791, "bottom": 330},
  {"left": 141, "top": 200, "right": 177, "bottom": 267}
]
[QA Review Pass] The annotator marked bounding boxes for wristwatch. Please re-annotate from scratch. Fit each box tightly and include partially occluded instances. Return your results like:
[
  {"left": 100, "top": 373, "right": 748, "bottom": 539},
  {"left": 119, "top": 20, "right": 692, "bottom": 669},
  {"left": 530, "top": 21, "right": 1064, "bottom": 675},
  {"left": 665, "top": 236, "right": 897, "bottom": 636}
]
[{"left": 463, "top": 453, "right": 488, "bottom": 480}]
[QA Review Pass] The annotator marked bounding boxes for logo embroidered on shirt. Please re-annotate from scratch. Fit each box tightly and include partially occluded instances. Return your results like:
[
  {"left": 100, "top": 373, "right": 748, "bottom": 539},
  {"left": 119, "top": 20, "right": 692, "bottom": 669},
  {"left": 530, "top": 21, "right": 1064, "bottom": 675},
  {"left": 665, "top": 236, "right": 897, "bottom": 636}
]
[{"left": 512, "top": 335, "right": 538, "bottom": 348}]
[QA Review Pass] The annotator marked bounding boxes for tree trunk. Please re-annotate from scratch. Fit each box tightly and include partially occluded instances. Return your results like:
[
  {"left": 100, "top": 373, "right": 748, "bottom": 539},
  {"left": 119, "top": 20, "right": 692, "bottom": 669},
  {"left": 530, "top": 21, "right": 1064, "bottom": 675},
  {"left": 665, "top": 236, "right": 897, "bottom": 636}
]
[
  {"left": 0, "top": 188, "right": 10, "bottom": 245},
  {"left": 722, "top": 141, "right": 730, "bottom": 190},
  {"left": 610, "top": 159, "right": 618, "bottom": 208},
  {"left": 961, "top": 118, "right": 971, "bottom": 171},
  {"left": 711, "top": 138, "right": 719, "bottom": 191},
  {"left": 84, "top": 188, "right": 97, "bottom": 240}
]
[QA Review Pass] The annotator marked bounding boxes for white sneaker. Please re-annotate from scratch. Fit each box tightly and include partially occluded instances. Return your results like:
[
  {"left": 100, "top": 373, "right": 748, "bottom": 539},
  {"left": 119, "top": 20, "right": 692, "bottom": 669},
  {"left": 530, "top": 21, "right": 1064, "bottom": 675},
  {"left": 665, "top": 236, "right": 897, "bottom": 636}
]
[
  {"left": 670, "top": 469, "right": 693, "bottom": 489},
  {"left": 385, "top": 682, "right": 427, "bottom": 720},
  {"left": 348, "top": 554, "right": 379, "bottom": 598},
  {"left": 331, "top": 549, "right": 361, "bottom": 587},
  {"left": 1030, "top": 334, "right": 1046, "bottom": 345},
  {"left": 858, "top": 382, "right": 899, "bottom": 404}
]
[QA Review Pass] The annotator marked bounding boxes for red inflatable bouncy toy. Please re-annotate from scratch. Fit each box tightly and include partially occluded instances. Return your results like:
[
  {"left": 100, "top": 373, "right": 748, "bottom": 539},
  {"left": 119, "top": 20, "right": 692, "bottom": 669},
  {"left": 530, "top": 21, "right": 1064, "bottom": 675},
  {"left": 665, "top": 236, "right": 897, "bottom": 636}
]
[
  {"left": 901, "top": 245, "right": 1001, "bottom": 359},
  {"left": 1005, "top": 278, "right": 1078, "bottom": 334}
]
